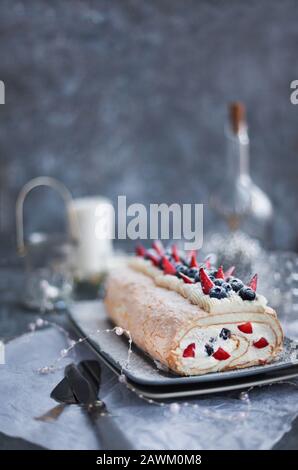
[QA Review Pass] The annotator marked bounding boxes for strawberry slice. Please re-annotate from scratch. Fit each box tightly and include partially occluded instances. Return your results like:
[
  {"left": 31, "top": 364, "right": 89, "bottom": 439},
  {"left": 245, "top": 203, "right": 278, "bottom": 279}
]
[
  {"left": 212, "top": 347, "right": 231, "bottom": 361},
  {"left": 180, "top": 272, "right": 195, "bottom": 284},
  {"left": 189, "top": 253, "right": 198, "bottom": 268},
  {"left": 187, "top": 249, "right": 197, "bottom": 259},
  {"left": 237, "top": 322, "right": 253, "bottom": 334},
  {"left": 183, "top": 343, "right": 196, "bottom": 358},
  {"left": 161, "top": 256, "right": 176, "bottom": 275},
  {"left": 135, "top": 244, "right": 146, "bottom": 257},
  {"left": 216, "top": 266, "right": 225, "bottom": 279},
  {"left": 204, "top": 258, "right": 211, "bottom": 269},
  {"left": 224, "top": 266, "right": 235, "bottom": 280},
  {"left": 253, "top": 337, "right": 269, "bottom": 349},
  {"left": 248, "top": 273, "right": 258, "bottom": 292},
  {"left": 171, "top": 244, "right": 180, "bottom": 262},
  {"left": 146, "top": 251, "right": 160, "bottom": 266},
  {"left": 152, "top": 240, "right": 164, "bottom": 256},
  {"left": 199, "top": 267, "right": 215, "bottom": 294}
]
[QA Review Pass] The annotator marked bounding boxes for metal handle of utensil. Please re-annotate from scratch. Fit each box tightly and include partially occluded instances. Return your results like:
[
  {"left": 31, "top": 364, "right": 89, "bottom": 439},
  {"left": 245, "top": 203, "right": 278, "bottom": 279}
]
[
  {"left": 89, "top": 411, "right": 134, "bottom": 450},
  {"left": 16, "top": 176, "right": 78, "bottom": 256}
]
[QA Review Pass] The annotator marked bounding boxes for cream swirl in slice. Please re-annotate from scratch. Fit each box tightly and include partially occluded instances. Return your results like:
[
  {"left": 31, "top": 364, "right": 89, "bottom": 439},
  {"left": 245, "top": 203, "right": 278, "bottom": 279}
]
[{"left": 175, "top": 321, "right": 276, "bottom": 375}]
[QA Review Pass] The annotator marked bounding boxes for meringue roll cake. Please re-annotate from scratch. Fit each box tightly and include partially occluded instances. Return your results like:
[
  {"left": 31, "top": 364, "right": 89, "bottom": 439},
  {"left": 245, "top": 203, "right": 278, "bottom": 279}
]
[{"left": 104, "top": 243, "right": 284, "bottom": 376}]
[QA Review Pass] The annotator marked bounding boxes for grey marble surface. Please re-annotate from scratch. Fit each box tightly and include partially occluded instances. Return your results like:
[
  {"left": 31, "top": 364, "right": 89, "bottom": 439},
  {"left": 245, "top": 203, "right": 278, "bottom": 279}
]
[{"left": 0, "top": 0, "right": 298, "bottom": 252}]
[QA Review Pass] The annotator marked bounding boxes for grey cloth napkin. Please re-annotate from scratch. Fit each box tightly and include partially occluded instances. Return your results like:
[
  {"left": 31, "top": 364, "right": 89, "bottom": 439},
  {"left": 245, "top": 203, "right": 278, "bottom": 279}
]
[{"left": 1, "top": 327, "right": 298, "bottom": 450}]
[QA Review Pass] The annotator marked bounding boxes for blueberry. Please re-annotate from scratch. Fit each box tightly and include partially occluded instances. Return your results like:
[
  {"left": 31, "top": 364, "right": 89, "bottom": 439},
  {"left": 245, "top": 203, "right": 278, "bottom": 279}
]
[
  {"left": 208, "top": 269, "right": 218, "bottom": 277},
  {"left": 219, "top": 328, "right": 231, "bottom": 340},
  {"left": 176, "top": 263, "right": 188, "bottom": 273},
  {"left": 205, "top": 344, "right": 214, "bottom": 356},
  {"left": 187, "top": 267, "right": 200, "bottom": 278},
  {"left": 194, "top": 272, "right": 201, "bottom": 283},
  {"left": 175, "top": 263, "right": 188, "bottom": 278},
  {"left": 222, "top": 282, "right": 232, "bottom": 293},
  {"left": 214, "top": 278, "right": 225, "bottom": 286},
  {"left": 209, "top": 286, "right": 228, "bottom": 299},
  {"left": 229, "top": 278, "right": 244, "bottom": 292},
  {"left": 239, "top": 287, "right": 256, "bottom": 301}
]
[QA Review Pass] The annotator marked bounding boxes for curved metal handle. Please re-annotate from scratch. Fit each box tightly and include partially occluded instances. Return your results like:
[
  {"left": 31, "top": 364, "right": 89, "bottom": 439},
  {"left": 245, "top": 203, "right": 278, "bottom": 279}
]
[{"left": 16, "top": 176, "right": 76, "bottom": 256}]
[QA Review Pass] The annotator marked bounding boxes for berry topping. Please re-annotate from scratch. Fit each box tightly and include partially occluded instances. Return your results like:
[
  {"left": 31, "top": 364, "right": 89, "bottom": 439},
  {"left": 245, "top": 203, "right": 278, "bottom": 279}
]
[
  {"left": 171, "top": 245, "right": 180, "bottom": 262},
  {"left": 216, "top": 266, "right": 225, "bottom": 279},
  {"left": 199, "top": 267, "right": 215, "bottom": 294},
  {"left": 214, "top": 278, "right": 225, "bottom": 286},
  {"left": 248, "top": 273, "right": 258, "bottom": 292},
  {"left": 219, "top": 328, "right": 231, "bottom": 340},
  {"left": 222, "top": 282, "right": 232, "bottom": 292},
  {"left": 237, "top": 322, "right": 253, "bottom": 334},
  {"left": 209, "top": 286, "right": 228, "bottom": 299},
  {"left": 253, "top": 337, "right": 269, "bottom": 349},
  {"left": 180, "top": 272, "right": 195, "bottom": 284},
  {"left": 183, "top": 343, "right": 196, "bottom": 358},
  {"left": 224, "top": 266, "right": 236, "bottom": 280},
  {"left": 238, "top": 286, "right": 256, "bottom": 301},
  {"left": 212, "top": 347, "right": 231, "bottom": 361},
  {"left": 175, "top": 263, "right": 188, "bottom": 278},
  {"left": 229, "top": 278, "right": 244, "bottom": 292},
  {"left": 187, "top": 267, "right": 200, "bottom": 278},
  {"left": 161, "top": 256, "right": 176, "bottom": 275},
  {"left": 208, "top": 269, "right": 218, "bottom": 277},
  {"left": 152, "top": 240, "right": 164, "bottom": 256},
  {"left": 205, "top": 344, "right": 214, "bottom": 356},
  {"left": 189, "top": 253, "right": 199, "bottom": 268},
  {"left": 135, "top": 244, "right": 146, "bottom": 257},
  {"left": 145, "top": 250, "right": 160, "bottom": 266}
]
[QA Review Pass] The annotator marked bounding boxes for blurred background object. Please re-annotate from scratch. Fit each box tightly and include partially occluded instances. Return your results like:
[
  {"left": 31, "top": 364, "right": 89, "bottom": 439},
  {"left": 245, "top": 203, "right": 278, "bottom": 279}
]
[
  {"left": 207, "top": 101, "right": 273, "bottom": 273},
  {"left": 68, "top": 195, "right": 114, "bottom": 280},
  {"left": 16, "top": 177, "right": 75, "bottom": 311},
  {"left": 210, "top": 102, "right": 273, "bottom": 246},
  {"left": 0, "top": 0, "right": 298, "bottom": 255}
]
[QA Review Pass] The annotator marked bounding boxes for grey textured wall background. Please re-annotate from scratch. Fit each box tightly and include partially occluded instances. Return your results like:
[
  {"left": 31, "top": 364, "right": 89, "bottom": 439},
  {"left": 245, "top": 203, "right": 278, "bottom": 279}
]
[{"left": 0, "top": 0, "right": 298, "bottom": 252}]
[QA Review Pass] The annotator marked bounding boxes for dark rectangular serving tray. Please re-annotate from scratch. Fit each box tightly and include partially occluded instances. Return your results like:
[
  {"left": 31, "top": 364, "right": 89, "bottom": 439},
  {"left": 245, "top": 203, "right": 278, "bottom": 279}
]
[{"left": 68, "top": 301, "right": 298, "bottom": 393}]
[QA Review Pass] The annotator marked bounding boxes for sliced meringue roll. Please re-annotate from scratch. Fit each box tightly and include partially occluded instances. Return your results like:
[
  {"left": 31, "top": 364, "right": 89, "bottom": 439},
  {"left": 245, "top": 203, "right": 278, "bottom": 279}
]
[{"left": 104, "top": 264, "right": 283, "bottom": 376}]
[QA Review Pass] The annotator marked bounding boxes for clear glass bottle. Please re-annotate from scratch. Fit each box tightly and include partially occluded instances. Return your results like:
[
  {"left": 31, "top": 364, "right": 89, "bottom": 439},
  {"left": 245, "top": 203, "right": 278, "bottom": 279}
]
[{"left": 210, "top": 102, "right": 273, "bottom": 248}]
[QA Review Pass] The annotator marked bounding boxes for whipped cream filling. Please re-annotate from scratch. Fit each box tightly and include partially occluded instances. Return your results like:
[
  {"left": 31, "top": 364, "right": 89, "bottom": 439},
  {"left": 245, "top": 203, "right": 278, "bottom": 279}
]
[
  {"left": 177, "top": 322, "right": 275, "bottom": 374},
  {"left": 129, "top": 257, "right": 268, "bottom": 314}
]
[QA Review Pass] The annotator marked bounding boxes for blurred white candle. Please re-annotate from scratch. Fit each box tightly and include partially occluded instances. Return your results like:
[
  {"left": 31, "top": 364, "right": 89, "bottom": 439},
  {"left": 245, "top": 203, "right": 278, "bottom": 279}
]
[{"left": 67, "top": 196, "right": 114, "bottom": 279}]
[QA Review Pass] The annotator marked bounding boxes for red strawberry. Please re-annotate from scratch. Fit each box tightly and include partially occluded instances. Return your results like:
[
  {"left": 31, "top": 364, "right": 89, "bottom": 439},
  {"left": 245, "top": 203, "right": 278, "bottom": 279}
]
[
  {"left": 216, "top": 266, "right": 225, "bottom": 279},
  {"left": 146, "top": 251, "right": 160, "bottom": 266},
  {"left": 152, "top": 240, "right": 164, "bottom": 256},
  {"left": 183, "top": 343, "right": 196, "bottom": 358},
  {"left": 224, "top": 266, "right": 235, "bottom": 280},
  {"left": 161, "top": 256, "right": 176, "bottom": 275},
  {"left": 135, "top": 244, "right": 146, "bottom": 257},
  {"left": 204, "top": 258, "right": 211, "bottom": 269},
  {"left": 212, "top": 347, "right": 231, "bottom": 361},
  {"left": 199, "top": 267, "right": 215, "bottom": 294},
  {"left": 190, "top": 253, "right": 198, "bottom": 268},
  {"left": 248, "top": 273, "right": 258, "bottom": 292},
  {"left": 180, "top": 272, "right": 195, "bottom": 284},
  {"left": 171, "top": 244, "right": 180, "bottom": 262},
  {"left": 237, "top": 322, "right": 253, "bottom": 334},
  {"left": 253, "top": 337, "right": 269, "bottom": 349}
]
